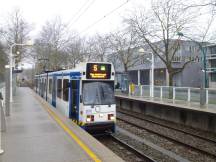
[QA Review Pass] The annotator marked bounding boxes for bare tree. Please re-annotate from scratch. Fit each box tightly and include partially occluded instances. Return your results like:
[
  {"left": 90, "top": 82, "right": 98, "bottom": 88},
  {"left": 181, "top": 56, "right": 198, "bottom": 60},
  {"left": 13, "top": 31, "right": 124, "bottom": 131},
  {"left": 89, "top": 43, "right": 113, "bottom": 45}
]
[
  {"left": 125, "top": 0, "right": 202, "bottom": 86},
  {"left": 185, "top": 0, "right": 216, "bottom": 42},
  {"left": 0, "top": 42, "right": 7, "bottom": 81},
  {"left": 34, "top": 17, "right": 69, "bottom": 71},
  {"left": 66, "top": 36, "right": 84, "bottom": 68},
  {"left": 108, "top": 30, "right": 140, "bottom": 72},
  {"left": 82, "top": 37, "right": 97, "bottom": 62},
  {"left": 3, "top": 8, "right": 31, "bottom": 63},
  {"left": 183, "top": 0, "right": 216, "bottom": 10},
  {"left": 90, "top": 34, "right": 110, "bottom": 62}
]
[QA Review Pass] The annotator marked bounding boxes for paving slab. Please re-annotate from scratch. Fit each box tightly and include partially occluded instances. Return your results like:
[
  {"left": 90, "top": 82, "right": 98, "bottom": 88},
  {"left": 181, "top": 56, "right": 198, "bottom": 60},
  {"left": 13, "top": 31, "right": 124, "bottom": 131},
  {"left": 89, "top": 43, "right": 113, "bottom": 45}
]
[{"left": 0, "top": 87, "right": 123, "bottom": 162}]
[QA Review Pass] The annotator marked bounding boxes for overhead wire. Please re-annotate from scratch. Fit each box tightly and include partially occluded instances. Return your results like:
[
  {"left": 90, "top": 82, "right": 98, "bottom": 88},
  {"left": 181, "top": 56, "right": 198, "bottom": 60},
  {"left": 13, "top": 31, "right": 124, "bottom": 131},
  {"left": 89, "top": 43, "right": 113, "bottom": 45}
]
[
  {"left": 68, "top": 0, "right": 96, "bottom": 28},
  {"left": 66, "top": 0, "right": 91, "bottom": 26},
  {"left": 79, "top": 0, "right": 130, "bottom": 35}
]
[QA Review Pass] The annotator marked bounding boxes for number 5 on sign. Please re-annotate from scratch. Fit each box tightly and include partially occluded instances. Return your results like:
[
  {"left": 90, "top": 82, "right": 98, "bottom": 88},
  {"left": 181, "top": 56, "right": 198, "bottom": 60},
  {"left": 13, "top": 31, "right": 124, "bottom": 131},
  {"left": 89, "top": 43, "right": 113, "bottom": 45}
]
[{"left": 93, "top": 65, "right": 98, "bottom": 71}]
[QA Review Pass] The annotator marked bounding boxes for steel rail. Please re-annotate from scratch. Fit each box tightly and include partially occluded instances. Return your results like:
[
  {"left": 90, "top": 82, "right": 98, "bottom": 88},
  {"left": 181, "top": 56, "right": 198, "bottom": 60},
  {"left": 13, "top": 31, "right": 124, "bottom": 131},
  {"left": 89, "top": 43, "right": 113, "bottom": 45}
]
[
  {"left": 117, "top": 109, "right": 216, "bottom": 143},
  {"left": 98, "top": 134, "right": 157, "bottom": 162},
  {"left": 117, "top": 114, "right": 216, "bottom": 159}
]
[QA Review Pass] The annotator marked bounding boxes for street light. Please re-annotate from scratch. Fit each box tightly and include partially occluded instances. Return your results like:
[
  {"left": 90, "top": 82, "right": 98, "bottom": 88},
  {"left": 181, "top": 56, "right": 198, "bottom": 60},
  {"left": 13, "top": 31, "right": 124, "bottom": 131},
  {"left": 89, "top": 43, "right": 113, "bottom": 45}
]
[
  {"left": 9, "top": 41, "right": 33, "bottom": 102},
  {"left": 139, "top": 48, "right": 154, "bottom": 97},
  {"left": 177, "top": 32, "right": 207, "bottom": 105}
]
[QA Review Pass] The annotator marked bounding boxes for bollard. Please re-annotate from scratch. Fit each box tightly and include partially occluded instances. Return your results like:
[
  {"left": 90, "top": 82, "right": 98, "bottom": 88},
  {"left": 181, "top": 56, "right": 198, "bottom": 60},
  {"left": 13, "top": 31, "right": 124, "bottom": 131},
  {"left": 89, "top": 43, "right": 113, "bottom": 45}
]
[{"left": 131, "top": 83, "right": 135, "bottom": 95}]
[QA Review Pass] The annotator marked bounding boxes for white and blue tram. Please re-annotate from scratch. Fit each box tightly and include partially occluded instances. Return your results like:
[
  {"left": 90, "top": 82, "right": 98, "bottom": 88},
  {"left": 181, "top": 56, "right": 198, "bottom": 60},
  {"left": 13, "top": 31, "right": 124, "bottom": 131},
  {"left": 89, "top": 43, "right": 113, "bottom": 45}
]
[{"left": 34, "top": 62, "right": 116, "bottom": 133}]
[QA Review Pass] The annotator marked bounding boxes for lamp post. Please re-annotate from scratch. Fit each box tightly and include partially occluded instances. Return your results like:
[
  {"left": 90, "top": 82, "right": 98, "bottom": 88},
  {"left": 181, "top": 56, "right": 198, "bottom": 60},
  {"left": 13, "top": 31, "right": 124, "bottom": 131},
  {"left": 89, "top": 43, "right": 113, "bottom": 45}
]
[
  {"left": 9, "top": 41, "right": 33, "bottom": 102},
  {"left": 177, "top": 32, "right": 207, "bottom": 105},
  {"left": 139, "top": 48, "right": 154, "bottom": 97}
]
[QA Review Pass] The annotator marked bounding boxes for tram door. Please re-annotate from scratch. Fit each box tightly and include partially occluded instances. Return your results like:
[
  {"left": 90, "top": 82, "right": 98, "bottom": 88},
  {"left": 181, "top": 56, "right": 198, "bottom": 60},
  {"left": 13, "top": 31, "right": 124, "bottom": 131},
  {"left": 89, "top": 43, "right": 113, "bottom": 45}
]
[
  {"left": 52, "top": 76, "right": 57, "bottom": 107},
  {"left": 69, "top": 80, "right": 80, "bottom": 120}
]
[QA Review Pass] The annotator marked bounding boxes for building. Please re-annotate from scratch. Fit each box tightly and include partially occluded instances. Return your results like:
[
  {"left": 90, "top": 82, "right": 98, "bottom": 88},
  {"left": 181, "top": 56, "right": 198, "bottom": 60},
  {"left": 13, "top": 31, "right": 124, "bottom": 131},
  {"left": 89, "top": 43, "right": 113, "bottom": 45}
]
[
  {"left": 206, "top": 44, "right": 216, "bottom": 88},
  {"left": 109, "top": 39, "right": 211, "bottom": 88}
]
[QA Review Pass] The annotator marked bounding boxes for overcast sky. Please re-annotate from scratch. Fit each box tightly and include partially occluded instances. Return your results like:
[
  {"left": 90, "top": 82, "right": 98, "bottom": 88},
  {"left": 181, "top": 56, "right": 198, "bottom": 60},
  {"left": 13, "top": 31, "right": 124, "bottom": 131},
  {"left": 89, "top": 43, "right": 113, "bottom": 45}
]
[
  {"left": 0, "top": 0, "right": 212, "bottom": 38},
  {"left": 0, "top": 0, "right": 151, "bottom": 37},
  {"left": 0, "top": 0, "right": 214, "bottom": 68},
  {"left": 0, "top": 0, "right": 150, "bottom": 68}
]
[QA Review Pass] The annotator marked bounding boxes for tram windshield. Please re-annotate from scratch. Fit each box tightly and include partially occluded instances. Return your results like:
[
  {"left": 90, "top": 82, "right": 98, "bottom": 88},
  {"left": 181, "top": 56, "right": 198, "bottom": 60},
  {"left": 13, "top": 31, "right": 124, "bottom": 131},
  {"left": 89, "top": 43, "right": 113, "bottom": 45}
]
[{"left": 82, "top": 81, "right": 115, "bottom": 105}]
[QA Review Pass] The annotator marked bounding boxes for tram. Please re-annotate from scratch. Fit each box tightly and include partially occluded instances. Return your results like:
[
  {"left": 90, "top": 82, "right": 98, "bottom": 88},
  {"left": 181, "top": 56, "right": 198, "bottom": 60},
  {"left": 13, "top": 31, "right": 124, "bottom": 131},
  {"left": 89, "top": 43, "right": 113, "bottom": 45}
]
[{"left": 34, "top": 62, "right": 116, "bottom": 134}]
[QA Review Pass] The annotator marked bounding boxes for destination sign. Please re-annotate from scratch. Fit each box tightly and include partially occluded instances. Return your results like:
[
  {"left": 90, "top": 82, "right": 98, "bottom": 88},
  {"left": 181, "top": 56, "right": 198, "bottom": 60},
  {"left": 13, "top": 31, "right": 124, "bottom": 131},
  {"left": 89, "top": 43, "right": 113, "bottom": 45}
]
[{"left": 86, "top": 63, "right": 111, "bottom": 79}]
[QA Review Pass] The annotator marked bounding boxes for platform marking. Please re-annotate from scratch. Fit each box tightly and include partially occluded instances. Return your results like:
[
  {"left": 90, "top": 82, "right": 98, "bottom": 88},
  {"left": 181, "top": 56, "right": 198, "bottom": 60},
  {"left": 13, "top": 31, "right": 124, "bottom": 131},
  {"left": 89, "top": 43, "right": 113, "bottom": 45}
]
[{"left": 34, "top": 94, "right": 102, "bottom": 162}]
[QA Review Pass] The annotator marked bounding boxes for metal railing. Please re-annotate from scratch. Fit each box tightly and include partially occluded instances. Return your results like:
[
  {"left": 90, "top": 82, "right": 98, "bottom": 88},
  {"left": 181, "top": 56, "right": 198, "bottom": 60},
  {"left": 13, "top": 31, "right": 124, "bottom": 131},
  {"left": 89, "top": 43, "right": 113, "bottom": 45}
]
[{"left": 117, "top": 85, "right": 216, "bottom": 105}]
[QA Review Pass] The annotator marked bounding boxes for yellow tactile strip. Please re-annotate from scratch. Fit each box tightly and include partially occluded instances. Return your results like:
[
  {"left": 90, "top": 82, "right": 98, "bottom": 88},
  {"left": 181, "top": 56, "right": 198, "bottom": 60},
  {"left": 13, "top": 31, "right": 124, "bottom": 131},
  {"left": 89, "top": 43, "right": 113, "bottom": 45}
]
[{"left": 33, "top": 93, "right": 102, "bottom": 162}]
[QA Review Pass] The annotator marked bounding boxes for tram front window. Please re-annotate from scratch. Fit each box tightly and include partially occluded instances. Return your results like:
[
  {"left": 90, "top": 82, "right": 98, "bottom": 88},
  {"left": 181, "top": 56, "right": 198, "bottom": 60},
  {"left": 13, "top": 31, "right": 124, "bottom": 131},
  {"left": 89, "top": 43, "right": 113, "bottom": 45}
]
[{"left": 82, "top": 81, "right": 115, "bottom": 105}]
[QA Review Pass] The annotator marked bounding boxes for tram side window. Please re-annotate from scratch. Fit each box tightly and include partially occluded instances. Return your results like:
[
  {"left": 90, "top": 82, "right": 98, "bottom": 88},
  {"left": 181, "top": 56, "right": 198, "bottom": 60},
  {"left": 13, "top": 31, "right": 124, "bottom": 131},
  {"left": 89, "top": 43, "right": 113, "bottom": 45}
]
[
  {"left": 43, "top": 79, "right": 45, "bottom": 94},
  {"left": 57, "top": 79, "right": 62, "bottom": 98},
  {"left": 49, "top": 79, "right": 52, "bottom": 94},
  {"left": 63, "top": 79, "right": 69, "bottom": 101},
  {"left": 35, "top": 79, "right": 38, "bottom": 88},
  {"left": 44, "top": 79, "right": 47, "bottom": 91}
]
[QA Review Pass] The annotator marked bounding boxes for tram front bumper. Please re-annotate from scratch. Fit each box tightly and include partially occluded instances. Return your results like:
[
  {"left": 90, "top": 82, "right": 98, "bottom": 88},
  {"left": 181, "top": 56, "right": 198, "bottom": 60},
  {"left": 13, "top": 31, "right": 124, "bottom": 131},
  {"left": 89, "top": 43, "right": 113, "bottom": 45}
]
[{"left": 83, "top": 122, "right": 115, "bottom": 134}]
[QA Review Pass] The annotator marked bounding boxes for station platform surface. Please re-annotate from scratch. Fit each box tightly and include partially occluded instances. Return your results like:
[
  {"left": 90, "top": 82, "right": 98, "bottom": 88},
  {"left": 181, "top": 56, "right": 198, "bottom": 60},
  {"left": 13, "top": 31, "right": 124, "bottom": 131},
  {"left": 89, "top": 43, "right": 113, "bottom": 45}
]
[
  {"left": 0, "top": 87, "right": 123, "bottom": 162},
  {"left": 115, "top": 93, "right": 216, "bottom": 114}
]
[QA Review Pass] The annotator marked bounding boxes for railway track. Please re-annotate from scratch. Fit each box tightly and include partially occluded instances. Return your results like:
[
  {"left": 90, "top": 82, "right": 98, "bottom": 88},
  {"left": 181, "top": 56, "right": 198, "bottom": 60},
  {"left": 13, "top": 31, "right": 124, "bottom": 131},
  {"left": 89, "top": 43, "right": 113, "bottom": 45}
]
[
  {"left": 117, "top": 109, "right": 216, "bottom": 143},
  {"left": 97, "top": 134, "right": 157, "bottom": 162},
  {"left": 117, "top": 110, "right": 216, "bottom": 159}
]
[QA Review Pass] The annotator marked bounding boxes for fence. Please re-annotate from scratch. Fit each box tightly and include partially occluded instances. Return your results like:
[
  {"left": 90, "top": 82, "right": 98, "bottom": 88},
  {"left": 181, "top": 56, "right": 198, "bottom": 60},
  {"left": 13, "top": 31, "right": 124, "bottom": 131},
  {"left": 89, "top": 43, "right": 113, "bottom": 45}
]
[{"left": 122, "top": 84, "right": 216, "bottom": 105}]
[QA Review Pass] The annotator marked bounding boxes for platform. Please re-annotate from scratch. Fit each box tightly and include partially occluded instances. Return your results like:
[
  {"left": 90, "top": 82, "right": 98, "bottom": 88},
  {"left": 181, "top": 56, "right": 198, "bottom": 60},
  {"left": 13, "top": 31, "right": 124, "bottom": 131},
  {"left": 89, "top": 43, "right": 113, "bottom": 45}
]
[
  {"left": 115, "top": 94, "right": 216, "bottom": 114},
  {"left": 115, "top": 94, "right": 216, "bottom": 133},
  {"left": 0, "top": 87, "right": 123, "bottom": 162}
]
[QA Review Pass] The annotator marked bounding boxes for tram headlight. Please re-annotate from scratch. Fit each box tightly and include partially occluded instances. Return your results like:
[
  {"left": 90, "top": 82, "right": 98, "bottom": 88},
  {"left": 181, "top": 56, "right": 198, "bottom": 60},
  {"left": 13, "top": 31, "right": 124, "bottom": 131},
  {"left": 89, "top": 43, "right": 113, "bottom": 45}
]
[
  {"left": 86, "top": 115, "right": 94, "bottom": 122},
  {"left": 108, "top": 114, "right": 115, "bottom": 120},
  {"left": 110, "top": 116, "right": 115, "bottom": 120},
  {"left": 86, "top": 117, "right": 91, "bottom": 122}
]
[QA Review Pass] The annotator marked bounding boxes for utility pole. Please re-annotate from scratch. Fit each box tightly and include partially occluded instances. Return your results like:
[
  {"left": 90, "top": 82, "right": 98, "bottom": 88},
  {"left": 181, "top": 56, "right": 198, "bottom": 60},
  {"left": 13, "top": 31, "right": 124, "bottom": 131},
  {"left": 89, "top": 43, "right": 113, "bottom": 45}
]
[
  {"left": 9, "top": 42, "right": 33, "bottom": 103},
  {"left": 5, "top": 65, "right": 10, "bottom": 116},
  {"left": 139, "top": 48, "right": 154, "bottom": 97},
  {"left": 177, "top": 32, "right": 207, "bottom": 106}
]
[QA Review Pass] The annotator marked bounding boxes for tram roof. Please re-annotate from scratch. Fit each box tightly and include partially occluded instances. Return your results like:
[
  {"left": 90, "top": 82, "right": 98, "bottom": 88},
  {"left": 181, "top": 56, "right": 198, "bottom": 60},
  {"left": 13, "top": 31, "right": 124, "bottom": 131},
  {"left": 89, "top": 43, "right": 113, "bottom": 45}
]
[{"left": 35, "top": 62, "right": 113, "bottom": 77}]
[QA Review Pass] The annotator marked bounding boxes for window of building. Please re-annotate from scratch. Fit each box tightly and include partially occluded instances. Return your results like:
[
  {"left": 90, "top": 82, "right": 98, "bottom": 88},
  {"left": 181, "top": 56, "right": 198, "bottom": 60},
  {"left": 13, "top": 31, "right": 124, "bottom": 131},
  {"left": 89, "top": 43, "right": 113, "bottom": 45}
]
[
  {"left": 189, "top": 46, "right": 192, "bottom": 52},
  {"left": 210, "top": 59, "right": 216, "bottom": 82},
  {"left": 63, "top": 79, "right": 69, "bottom": 101},
  {"left": 172, "top": 55, "right": 182, "bottom": 62},
  {"left": 211, "top": 59, "right": 216, "bottom": 67},
  {"left": 210, "top": 47, "right": 216, "bottom": 54},
  {"left": 211, "top": 73, "right": 216, "bottom": 82},
  {"left": 182, "top": 56, "right": 186, "bottom": 62},
  {"left": 194, "top": 56, "right": 200, "bottom": 62},
  {"left": 49, "top": 79, "right": 52, "bottom": 94},
  {"left": 57, "top": 79, "right": 62, "bottom": 98},
  {"left": 189, "top": 46, "right": 196, "bottom": 53}
]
